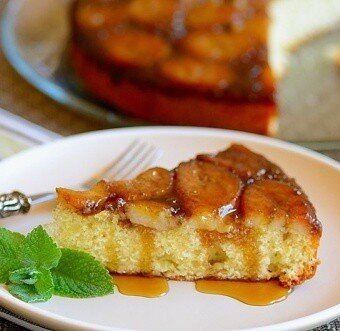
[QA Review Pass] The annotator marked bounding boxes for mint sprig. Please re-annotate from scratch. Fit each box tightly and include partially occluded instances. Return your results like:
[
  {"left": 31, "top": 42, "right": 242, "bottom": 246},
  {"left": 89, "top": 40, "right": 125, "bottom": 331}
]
[
  {"left": 9, "top": 267, "right": 40, "bottom": 285},
  {"left": 0, "top": 226, "right": 114, "bottom": 303},
  {"left": 8, "top": 267, "right": 54, "bottom": 303},
  {"left": 8, "top": 283, "right": 53, "bottom": 303}
]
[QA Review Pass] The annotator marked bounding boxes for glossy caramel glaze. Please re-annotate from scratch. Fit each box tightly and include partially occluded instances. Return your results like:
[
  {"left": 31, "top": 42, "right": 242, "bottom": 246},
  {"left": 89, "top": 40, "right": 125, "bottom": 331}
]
[
  {"left": 175, "top": 160, "right": 242, "bottom": 217},
  {"left": 195, "top": 279, "right": 292, "bottom": 305},
  {"left": 70, "top": 0, "right": 277, "bottom": 135},
  {"left": 57, "top": 144, "right": 321, "bottom": 233},
  {"left": 198, "top": 144, "right": 288, "bottom": 183}
]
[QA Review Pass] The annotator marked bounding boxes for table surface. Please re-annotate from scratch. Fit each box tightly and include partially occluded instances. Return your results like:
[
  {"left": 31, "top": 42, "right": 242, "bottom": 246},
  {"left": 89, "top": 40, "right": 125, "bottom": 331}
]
[{"left": 0, "top": 1, "right": 339, "bottom": 330}]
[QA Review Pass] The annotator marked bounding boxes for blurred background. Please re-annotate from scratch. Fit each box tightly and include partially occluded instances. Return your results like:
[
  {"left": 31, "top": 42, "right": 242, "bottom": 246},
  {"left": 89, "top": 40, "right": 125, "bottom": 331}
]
[
  {"left": 0, "top": 0, "right": 103, "bottom": 135},
  {"left": 0, "top": 0, "right": 340, "bottom": 148}
]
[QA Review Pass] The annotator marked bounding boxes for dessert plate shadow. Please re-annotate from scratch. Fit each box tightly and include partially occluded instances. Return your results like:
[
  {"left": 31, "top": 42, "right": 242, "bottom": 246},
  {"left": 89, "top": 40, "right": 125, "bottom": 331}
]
[{"left": 0, "top": 127, "right": 339, "bottom": 331}]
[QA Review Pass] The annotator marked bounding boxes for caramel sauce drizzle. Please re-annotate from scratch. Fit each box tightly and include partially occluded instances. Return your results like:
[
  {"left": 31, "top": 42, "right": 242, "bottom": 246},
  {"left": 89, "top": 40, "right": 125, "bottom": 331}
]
[
  {"left": 195, "top": 279, "right": 292, "bottom": 306},
  {"left": 112, "top": 275, "right": 291, "bottom": 305},
  {"left": 198, "top": 227, "right": 261, "bottom": 280},
  {"left": 239, "top": 228, "right": 261, "bottom": 279},
  {"left": 105, "top": 226, "right": 118, "bottom": 271},
  {"left": 113, "top": 275, "right": 168, "bottom": 298},
  {"left": 139, "top": 229, "right": 155, "bottom": 273}
]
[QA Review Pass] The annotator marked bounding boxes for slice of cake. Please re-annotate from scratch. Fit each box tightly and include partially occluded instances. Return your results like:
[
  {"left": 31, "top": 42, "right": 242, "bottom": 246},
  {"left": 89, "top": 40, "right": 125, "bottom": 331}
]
[{"left": 46, "top": 144, "right": 321, "bottom": 287}]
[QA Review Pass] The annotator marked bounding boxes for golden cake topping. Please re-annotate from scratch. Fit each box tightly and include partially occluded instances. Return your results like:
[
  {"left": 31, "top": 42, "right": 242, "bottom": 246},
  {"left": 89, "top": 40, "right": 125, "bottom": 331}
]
[{"left": 56, "top": 144, "right": 320, "bottom": 236}]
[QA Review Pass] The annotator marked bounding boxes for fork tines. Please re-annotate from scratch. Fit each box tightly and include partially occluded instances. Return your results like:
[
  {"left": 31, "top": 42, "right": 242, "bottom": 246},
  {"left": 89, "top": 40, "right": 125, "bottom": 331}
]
[{"left": 82, "top": 140, "right": 162, "bottom": 189}]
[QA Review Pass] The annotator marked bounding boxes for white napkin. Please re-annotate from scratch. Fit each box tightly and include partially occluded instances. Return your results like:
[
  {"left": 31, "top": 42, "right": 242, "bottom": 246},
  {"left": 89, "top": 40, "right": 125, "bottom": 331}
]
[{"left": 0, "top": 107, "right": 60, "bottom": 160}]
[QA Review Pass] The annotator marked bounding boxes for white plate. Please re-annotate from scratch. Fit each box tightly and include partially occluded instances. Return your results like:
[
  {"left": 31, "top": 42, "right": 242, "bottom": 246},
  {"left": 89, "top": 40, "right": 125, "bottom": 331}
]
[{"left": 0, "top": 127, "right": 339, "bottom": 331}]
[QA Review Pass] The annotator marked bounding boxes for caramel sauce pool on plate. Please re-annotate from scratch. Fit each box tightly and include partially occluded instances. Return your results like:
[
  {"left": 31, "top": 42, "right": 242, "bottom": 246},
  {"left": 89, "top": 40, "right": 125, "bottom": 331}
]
[
  {"left": 195, "top": 279, "right": 292, "bottom": 306},
  {"left": 113, "top": 275, "right": 169, "bottom": 298},
  {"left": 113, "top": 275, "right": 291, "bottom": 305}
]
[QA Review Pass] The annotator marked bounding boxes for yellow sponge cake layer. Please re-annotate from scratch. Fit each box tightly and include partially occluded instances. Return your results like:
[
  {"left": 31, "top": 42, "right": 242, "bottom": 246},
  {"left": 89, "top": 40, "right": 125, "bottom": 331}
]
[{"left": 46, "top": 202, "right": 318, "bottom": 288}]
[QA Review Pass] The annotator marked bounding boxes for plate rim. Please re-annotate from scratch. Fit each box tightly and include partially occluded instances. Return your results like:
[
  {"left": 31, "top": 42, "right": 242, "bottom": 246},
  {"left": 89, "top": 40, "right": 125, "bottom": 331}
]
[
  {"left": 1, "top": 126, "right": 339, "bottom": 171},
  {"left": 0, "top": 126, "right": 339, "bottom": 331},
  {"left": 2, "top": 0, "right": 340, "bottom": 150}
]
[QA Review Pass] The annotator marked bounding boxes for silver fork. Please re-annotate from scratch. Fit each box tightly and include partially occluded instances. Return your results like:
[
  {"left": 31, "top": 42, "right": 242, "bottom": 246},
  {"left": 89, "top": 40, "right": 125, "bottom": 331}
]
[{"left": 0, "top": 140, "right": 162, "bottom": 219}]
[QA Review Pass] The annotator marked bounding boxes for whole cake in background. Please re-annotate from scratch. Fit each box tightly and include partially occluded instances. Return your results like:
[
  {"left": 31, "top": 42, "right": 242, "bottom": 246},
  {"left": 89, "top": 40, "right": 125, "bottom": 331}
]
[
  {"left": 70, "top": 0, "right": 340, "bottom": 135},
  {"left": 71, "top": 0, "right": 276, "bottom": 135}
]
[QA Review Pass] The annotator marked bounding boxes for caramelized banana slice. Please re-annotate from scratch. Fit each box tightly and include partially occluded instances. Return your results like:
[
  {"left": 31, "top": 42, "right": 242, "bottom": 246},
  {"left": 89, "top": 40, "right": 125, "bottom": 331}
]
[
  {"left": 56, "top": 180, "right": 109, "bottom": 214},
  {"left": 125, "top": 200, "right": 180, "bottom": 230},
  {"left": 108, "top": 167, "right": 173, "bottom": 201},
  {"left": 186, "top": 2, "right": 233, "bottom": 30},
  {"left": 198, "top": 144, "right": 287, "bottom": 183},
  {"left": 182, "top": 31, "right": 253, "bottom": 62},
  {"left": 57, "top": 168, "right": 173, "bottom": 213},
  {"left": 128, "top": 0, "right": 177, "bottom": 30},
  {"left": 175, "top": 160, "right": 242, "bottom": 217},
  {"left": 160, "top": 57, "right": 234, "bottom": 90},
  {"left": 100, "top": 30, "right": 171, "bottom": 68},
  {"left": 75, "top": 2, "right": 127, "bottom": 31},
  {"left": 241, "top": 180, "right": 320, "bottom": 233}
]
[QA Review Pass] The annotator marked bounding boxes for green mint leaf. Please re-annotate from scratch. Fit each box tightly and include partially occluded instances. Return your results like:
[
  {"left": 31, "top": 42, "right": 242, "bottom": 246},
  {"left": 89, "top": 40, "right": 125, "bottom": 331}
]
[
  {"left": 0, "top": 228, "right": 25, "bottom": 282},
  {"left": 10, "top": 267, "right": 54, "bottom": 292},
  {"left": 51, "top": 248, "right": 113, "bottom": 298},
  {"left": 8, "top": 267, "right": 54, "bottom": 302},
  {"left": 21, "top": 226, "right": 61, "bottom": 269},
  {"left": 9, "top": 267, "right": 39, "bottom": 285},
  {"left": 35, "top": 268, "right": 54, "bottom": 295},
  {"left": 8, "top": 283, "right": 52, "bottom": 303}
]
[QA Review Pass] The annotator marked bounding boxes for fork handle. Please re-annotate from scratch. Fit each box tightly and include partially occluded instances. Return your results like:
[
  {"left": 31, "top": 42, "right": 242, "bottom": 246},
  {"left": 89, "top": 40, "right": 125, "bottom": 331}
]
[{"left": 0, "top": 191, "right": 31, "bottom": 219}]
